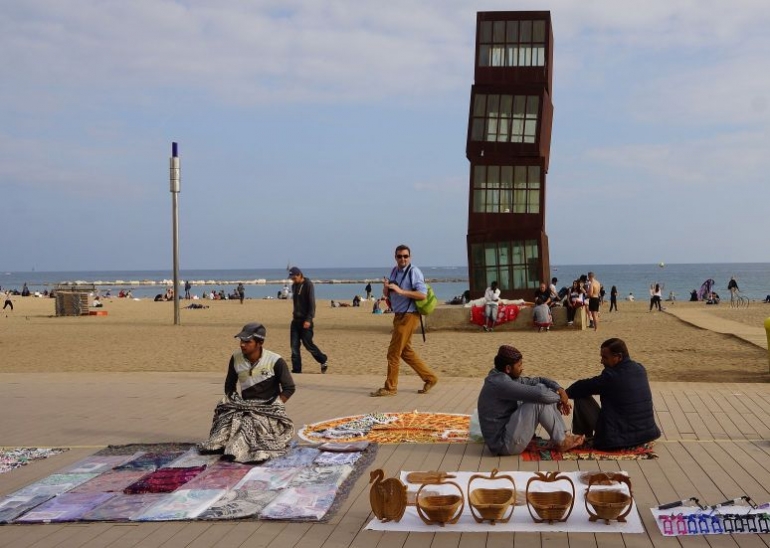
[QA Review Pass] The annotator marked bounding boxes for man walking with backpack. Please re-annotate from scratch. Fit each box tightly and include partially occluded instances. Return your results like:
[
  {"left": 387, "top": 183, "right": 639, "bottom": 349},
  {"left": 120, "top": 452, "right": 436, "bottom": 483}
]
[{"left": 370, "top": 245, "right": 438, "bottom": 397}]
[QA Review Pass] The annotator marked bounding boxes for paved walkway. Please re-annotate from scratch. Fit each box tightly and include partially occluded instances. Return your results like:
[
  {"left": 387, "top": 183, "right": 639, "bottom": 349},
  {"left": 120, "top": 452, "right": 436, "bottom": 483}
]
[
  {"left": 1, "top": 313, "right": 770, "bottom": 547},
  {"left": 665, "top": 308, "right": 769, "bottom": 350}
]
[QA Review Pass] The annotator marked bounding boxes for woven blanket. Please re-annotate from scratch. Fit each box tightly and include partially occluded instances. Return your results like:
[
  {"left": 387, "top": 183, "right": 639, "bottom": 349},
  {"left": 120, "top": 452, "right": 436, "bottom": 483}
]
[
  {"left": 0, "top": 448, "right": 68, "bottom": 475},
  {"left": 299, "top": 412, "right": 470, "bottom": 444},
  {"left": 521, "top": 438, "right": 657, "bottom": 461}
]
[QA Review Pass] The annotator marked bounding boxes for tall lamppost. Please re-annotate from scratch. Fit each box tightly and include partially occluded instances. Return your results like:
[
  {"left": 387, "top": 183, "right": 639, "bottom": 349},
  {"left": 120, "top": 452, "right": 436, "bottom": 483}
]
[{"left": 170, "top": 142, "right": 181, "bottom": 325}]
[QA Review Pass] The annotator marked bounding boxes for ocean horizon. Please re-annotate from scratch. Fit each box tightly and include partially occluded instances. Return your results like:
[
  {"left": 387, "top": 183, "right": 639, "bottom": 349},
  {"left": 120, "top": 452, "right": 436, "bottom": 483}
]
[{"left": 2, "top": 262, "right": 769, "bottom": 302}]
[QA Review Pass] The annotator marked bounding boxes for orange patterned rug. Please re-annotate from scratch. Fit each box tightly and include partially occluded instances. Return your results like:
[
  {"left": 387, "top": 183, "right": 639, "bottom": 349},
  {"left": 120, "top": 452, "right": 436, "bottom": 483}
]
[{"left": 298, "top": 412, "right": 470, "bottom": 444}]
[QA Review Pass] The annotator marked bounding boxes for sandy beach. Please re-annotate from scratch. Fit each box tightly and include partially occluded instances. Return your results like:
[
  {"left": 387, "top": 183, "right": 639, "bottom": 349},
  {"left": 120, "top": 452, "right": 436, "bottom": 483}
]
[{"left": 2, "top": 296, "right": 768, "bottom": 385}]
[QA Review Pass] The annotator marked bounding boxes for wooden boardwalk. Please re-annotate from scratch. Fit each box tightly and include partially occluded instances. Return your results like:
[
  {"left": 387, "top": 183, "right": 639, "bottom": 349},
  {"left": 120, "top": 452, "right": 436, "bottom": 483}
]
[{"left": 1, "top": 371, "right": 769, "bottom": 547}]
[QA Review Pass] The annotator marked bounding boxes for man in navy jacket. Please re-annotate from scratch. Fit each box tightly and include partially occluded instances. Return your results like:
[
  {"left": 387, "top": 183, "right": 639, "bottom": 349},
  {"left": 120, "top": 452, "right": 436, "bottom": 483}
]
[{"left": 566, "top": 338, "right": 661, "bottom": 450}]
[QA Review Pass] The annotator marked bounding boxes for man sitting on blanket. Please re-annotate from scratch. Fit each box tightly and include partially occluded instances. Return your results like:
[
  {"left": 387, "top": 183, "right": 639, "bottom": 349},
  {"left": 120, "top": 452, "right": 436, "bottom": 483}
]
[
  {"left": 566, "top": 338, "right": 661, "bottom": 450},
  {"left": 198, "top": 322, "right": 296, "bottom": 463},
  {"left": 477, "top": 345, "right": 584, "bottom": 455}
]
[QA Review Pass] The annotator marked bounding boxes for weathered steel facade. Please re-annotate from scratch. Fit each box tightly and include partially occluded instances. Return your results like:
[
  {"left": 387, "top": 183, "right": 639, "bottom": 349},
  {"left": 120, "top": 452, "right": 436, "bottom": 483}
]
[{"left": 466, "top": 11, "right": 553, "bottom": 300}]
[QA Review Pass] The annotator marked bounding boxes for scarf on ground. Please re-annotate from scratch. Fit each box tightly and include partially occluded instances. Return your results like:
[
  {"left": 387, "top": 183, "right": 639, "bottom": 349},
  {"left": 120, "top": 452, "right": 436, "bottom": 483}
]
[{"left": 198, "top": 393, "right": 294, "bottom": 463}]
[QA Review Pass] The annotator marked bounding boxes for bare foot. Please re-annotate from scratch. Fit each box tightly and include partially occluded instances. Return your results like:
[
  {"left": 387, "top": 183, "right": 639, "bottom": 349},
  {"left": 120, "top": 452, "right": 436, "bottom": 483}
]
[{"left": 557, "top": 434, "right": 585, "bottom": 451}]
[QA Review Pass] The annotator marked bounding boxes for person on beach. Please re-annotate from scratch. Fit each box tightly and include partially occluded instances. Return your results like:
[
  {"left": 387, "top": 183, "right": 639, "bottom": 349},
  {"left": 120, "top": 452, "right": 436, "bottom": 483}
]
[
  {"left": 477, "top": 345, "right": 584, "bottom": 456},
  {"left": 649, "top": 283, "right": 662, "bottom": 311},
  {"left": 482, "top": 280, "right": 500, "bottom": 332},
  {"left": 184, "top": 280, "right": 192, "bottom": 300},
  {"left": 288, "top": 267, "right": 328, "bottom": 374},
  {"left": 532, "top": 297, "right": 553, "bottom": 331},
  {"left": 609, "top": 285, "right": 618, "bottom": 312},
  {"left": 728, "top": 277, "right": 739, "bottom": 305},
  {"left": 3, "top": 291, "right": 13, "bottom": 311},
  {"left": 236, "top": 283, "right": 245, "bottom": 304},
  {"left": 370, "top": 244, "right": 438, "bottom": 397},
  {"left": 365, "top": 282, "right": 372, "bottom": 300},
  {"left": 198, "top": 322, "right": 295, "bottom": 462},
  {"left": 587, "top": 272, "right": 601, "bottom": 330},
  {"left": 566, "top": 279, "right": 584, "bottom": 326},
  {"left": 566, "top": 338, "right": 661, "bottom": 450}
]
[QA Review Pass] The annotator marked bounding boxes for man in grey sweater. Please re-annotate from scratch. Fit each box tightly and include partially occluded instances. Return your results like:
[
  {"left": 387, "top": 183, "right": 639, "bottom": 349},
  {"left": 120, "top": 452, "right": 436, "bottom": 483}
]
[{"left": 477, "top": 345, "right": 584, "bottom": 455}]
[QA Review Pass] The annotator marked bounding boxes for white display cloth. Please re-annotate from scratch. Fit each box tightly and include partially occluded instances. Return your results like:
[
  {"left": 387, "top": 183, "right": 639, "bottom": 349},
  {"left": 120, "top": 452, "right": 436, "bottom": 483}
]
[{"left": 365, "top": 470, "right": 644, "bottom": 534}]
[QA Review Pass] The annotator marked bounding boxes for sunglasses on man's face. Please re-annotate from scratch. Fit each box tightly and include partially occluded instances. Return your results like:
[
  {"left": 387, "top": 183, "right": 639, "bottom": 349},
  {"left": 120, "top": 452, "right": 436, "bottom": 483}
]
[{"left": 396, "top": 254, "right": 410, "bottom": 259}]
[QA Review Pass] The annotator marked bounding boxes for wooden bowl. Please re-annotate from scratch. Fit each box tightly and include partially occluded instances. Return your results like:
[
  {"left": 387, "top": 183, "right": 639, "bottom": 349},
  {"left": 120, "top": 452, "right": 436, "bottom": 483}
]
[
  {"left": 415, "top": 480, "right": 465, "bottom": 526},
  {"left": 526, "top": 491, "right": 573, "bottom": 522}
]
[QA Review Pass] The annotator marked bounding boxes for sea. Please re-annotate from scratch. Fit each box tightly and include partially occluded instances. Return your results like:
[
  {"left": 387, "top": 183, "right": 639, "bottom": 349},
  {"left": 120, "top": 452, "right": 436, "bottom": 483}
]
[{"left": 2, "top": 263, "right": 769, "bottom": 302}]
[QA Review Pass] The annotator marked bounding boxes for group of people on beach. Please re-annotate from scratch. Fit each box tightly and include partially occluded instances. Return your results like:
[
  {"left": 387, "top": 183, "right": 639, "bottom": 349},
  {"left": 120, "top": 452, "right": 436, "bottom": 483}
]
[{"left": 198, "top": 244, "right": 660, "bottom": 464}]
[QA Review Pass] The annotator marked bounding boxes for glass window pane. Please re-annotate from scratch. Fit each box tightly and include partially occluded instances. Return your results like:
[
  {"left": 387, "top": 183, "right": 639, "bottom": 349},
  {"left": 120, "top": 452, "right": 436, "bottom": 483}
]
[
  {"left": 513, "top": 266, "right": 526, "bottom": 289},
  {"left": 514, "top": 190, "right": 526, "bottom": 213},
  {"left": 473, "top": 165, "right": 486, "bottom": 187},
  {"left": 521, "top": 46, "right": 532, "bottom": 66},
  {"left": 491, "top": 46, "right": 504, "bottom": 66},
  {"left": 528, "top": 191, "right": 540, "bottom": 213},
  {"left": 500, "top": 95, "right": 512, "bottom": 117},
  {"left": 479, "top": 22, "right": 492, "bottom": 43},
  {"left": 534, "top": 46, "right": 545, "bottom": 66},
  {"left": 497, "top": 119, "right": 509, "bottom": 142},
  {"left": 487, "top": 94, "right": 499, "bottom": 116},
  {"left": 485, "top": 244, "right": 498, "bottom": 265},
  {"left": 513, "top": 96, "right": 526, "bottom": 116},
  {"left": 472, "top": 189, "right": 484, "bottom": 212},
  {"left": 471, "top": 119, "right": 484, "bottom": 141},
  {"left": 500, "top": 166, "right": 513, "bottom": 188},
  {"left": 533, "top": 21, "right": 545, "bottom": 42},
  {"left": 524, "top": 120, "right": 538, "bottom": 142},
  {"left": 478, "top": 45, "right": 489, "bottom": 67},
  {"left": 526, "top": 96, "right": 539, "bottom": 116},
  {"left": 493, "top": 21, "right": 505, "bottom": 43},
  {"left": 499, "top": 242, "right": 510, "bottom": 265},
  {"left": 500, "top": 189, "right": 512, "bottom": 212},
  {"left": 520, "top": 21, "right": 532, "bottom": 42},
  {"left": 506, "top": 21, "right": 518, "bottom": 42},
  {"left": 471, "top": 244, "right": 484, "bottom": 266},
  {"left": 472, "top": 268, "right": 485, "bottom": 291},
  {"left": 514, "top": 166, "right": 527, "bottom": 187},
  {"left": 473, "top": 94, "right": 486, "bottom": 116},
  {"left": 486, "top": 119, "right": 498, "bottom": 141},
  {"left": 498, "top": 268, "right": 510, "bottom": 290},
  {"left": 512, "top": 242, "right": 523, "bottom": 263},
  {"left": 528, "top": 165, "right": 541, "bottom": 183},
  {"left": 487, "top": 166, "right": 500, "bottom": 188},
  {"left": 507, "top": 46, "right": 518, "bottom": 66}
]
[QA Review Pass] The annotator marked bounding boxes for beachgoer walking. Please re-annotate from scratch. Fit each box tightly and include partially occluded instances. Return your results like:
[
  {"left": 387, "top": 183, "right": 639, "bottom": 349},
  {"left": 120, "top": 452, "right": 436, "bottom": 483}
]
[
  {"left": 3, "top": 291, "right": 13, "bottom": 311},
  {"left": 288, "top": 267, "right": 328, "bottom": 374},
  {"left": 198, "top": 322, "right": 295, "bottom": 462},
  {"left": 609, "top": 285, "right": 618, "bottom": 312},
  {"left": 184, "top": 280, "right": 191, "bottom": 299},
  {"left": 365, "top": 282, "right": 372, "bottom": 300},
  {"left": 566, "top": 338, "right": 661, "bottom": 450},
  {"left": 477, "top": 345, "right": 583, "bottom": 455},
  {"left": 370, "top": 245, "right": 438, "bottom": 397},
  {"left": 237, "top": 283, "right": 245, "bottom": 304}
]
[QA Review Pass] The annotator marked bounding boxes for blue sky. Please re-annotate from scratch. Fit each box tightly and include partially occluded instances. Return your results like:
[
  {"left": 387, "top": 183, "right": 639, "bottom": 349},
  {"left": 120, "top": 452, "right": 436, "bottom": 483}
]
[{"left": 2, "top": 1, "right": 769, "bottom": 272}]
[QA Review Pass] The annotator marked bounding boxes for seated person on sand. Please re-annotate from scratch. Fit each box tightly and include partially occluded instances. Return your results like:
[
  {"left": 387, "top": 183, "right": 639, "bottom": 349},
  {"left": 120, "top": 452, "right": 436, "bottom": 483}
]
[
  {"left": 532, "top": 297, "right": 553, "bottom": 332},
  {"left": 477, "top": 345, "right": 584, "bottom": 456},
  {"left": 566, "top": 338, "right": 660, "bottom": 450},
  {"left": 198, "top": 322, "right": 296, "bottom": 463}
]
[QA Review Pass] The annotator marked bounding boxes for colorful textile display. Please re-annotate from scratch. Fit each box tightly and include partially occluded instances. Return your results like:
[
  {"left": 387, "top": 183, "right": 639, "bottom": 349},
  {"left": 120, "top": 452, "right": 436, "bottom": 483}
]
[
  {"left": 123, "top": 466, "right": 206, "bottom": 494},
  {"left": 61, "top": 455, "right": 138, "bottom": 474},
  {"left": 521, "top": 437, "right": 657, "bottom": 461},
  {"left": 0, "top": 448, "right": 68, "bottom": 475},
  {"left": 299, "top": 412, "right": 470, "bottom": 444},
  {"left": 0, "top": 442, "right": 378, "bottom": 524}
]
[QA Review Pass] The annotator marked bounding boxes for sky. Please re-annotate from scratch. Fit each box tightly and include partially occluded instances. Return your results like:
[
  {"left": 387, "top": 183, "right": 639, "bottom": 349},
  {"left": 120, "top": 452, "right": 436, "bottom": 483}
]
[{"left": 2, "top": 0, "right": 769, "bottom": 272}]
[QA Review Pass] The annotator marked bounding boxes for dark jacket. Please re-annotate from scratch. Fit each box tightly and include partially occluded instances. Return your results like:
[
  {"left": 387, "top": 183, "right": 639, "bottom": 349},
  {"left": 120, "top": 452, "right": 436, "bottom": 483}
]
[
  {"left": 291, "top": 278, "right": 316, "bottom": 323},
  {"left": 566, "top": 358, "right": 660, "bottom": 450}
]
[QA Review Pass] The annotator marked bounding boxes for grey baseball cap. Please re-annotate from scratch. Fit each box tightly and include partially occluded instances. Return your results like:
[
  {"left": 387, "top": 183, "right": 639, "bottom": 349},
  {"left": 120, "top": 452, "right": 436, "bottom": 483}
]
[{"left": 234, "top": 322, "right": 266, "bottom": 341}]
